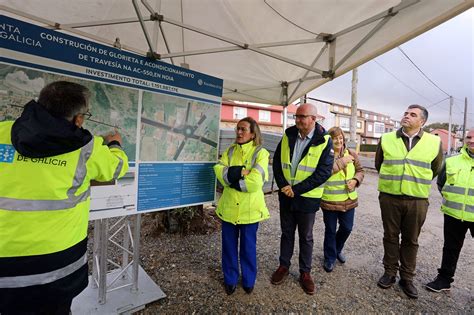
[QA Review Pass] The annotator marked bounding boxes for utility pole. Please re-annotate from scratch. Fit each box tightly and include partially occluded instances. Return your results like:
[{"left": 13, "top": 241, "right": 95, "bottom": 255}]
[
  {"left": 447, "top": 96, "right": 453, "bottom": 154},
  {"left": 462, "top": 97, "right": 468, "bottom": 140},
  {"left": 349, "top": 68, "right": 358, "bottom": 150}
]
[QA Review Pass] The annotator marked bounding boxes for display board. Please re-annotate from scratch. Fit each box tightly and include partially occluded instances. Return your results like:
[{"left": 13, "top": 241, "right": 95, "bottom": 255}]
[{"left": 0, "top": 15, "right": 223, "bottom": 219}]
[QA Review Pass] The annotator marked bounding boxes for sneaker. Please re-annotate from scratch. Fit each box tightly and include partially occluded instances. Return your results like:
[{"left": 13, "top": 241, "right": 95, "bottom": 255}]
[
  {"left": 399, "top": 279, "right": 418, "bottom": 299},
  {"left": 377, "top": 274, "right": 396, "bottom": 289},
  {"left": 426, "top": 276, "right": 451, "bottom": 292},
  {"left": 299, "top": 272, "right": 315, "bottom": 295},
  {"left": 271, "top": 265, "right": 289, "bottom": 285}
]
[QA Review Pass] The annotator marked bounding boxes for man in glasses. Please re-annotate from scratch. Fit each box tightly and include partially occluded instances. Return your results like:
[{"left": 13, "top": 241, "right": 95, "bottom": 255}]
[
  {"left": 271, "top": 103, "right": 333, "bottom": 295},
  {"left": 0, "top": 81, "right": 128, "bottom": 314}
]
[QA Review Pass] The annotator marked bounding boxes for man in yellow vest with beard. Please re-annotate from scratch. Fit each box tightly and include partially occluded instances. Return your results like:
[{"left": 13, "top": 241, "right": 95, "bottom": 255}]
[
  {"left": 426, "top": 128, "right": 474, "bottom": 293},
  {"left": 0, "top": 81, "right": 128, "bottom": 314},
  {"left": 375, "top": 104, "right": 443, "bottom": 299}
]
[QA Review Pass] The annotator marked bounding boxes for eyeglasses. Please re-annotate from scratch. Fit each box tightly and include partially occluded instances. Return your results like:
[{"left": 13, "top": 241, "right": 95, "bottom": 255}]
[
  {"left": 235, "top": 126, "right": 250, "bottom": 133},
  {"left": 293, "top": 114, "right": 314, "bottom": 119},
  {"left": 81, "top": 110, "right": 92, "bottom": 120}
]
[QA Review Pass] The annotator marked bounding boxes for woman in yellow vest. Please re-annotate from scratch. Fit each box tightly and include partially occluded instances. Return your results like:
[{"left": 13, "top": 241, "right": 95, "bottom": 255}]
[
  {"left": 214, "top": 117, "right": 270, "bottom": 295},
  {"left": 321, "top": 127, "right": 364, "bottom": 272}
]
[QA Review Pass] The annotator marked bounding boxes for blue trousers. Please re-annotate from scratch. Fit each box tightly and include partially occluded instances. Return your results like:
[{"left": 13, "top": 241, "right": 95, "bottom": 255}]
[
  {"left": 221, "top": 221, "right": 259, "bottom": 287},
  {"left": 322, "top": 209, "right": 355, "bottom": 264}
]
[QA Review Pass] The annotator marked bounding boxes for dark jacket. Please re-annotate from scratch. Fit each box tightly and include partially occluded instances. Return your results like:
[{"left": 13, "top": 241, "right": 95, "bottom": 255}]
[{"left": 273, "top": 124, "right": 333, "bottom": 212}]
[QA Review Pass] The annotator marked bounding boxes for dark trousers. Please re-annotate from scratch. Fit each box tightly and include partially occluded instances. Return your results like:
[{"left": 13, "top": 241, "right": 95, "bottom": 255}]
[
  {"left": 221, "top": 221, "right": 259, "bottom": 288},
  {"left": 322, "top": 209, "right": 355, "bottom": 264},
  {"left": 438, "top": 214, "right": 474, "bottom": 282},
  {"left": 1, "top": 299, "right": 72, "bottom": 315},
  {"left": 379, "top": 193, "right": 429, "bottom": 281},
  {"left": 279, "top": 207, "right": 316, "bottom": 273}
]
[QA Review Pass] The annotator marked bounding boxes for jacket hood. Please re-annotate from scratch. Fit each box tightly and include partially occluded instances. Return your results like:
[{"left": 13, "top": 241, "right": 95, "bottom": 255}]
[{"left": 11, "top": 100, "right": 93, "bottom": 158}]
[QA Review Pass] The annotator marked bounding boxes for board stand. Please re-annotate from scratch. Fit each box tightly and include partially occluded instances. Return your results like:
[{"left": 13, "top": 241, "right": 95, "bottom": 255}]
[{"left": 72, "top": 214, "right": 166, "bottom": 314}]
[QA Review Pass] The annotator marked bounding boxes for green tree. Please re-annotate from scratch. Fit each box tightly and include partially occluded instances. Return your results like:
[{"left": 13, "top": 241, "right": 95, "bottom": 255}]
[{"left": 424, "top": 122, "right": 461, "bottom": 133}]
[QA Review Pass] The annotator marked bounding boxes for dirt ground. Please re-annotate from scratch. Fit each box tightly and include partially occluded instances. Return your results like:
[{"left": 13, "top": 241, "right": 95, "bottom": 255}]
[{"left": 136, "top": 170, "right": 473, "bottom": 313}]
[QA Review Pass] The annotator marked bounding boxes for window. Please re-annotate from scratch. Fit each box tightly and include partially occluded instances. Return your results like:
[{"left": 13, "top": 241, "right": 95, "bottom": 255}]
[
  {"left": 333, "top": 105, "right": 339, "bottom": 112},
  {"left": 365, "top": 113, "right": 369, "bottom": 119},
  {"left": 259, "top": 110, "right": 271, "bottom": 122},
  {"left": 343, "top": 107, "right": 349, "bottom": 114},
  {"left": 368, "top": 124, "right": 373, "bottom": 132},
  {"left": 357, "top": 121, "right": 362, "bottom": 129},
  {"left": 233, "top": 106, "right": 247, "bottom": 120},
  {"left": 374, "top": 115, "right": 378, "bottom": 121},
  {"left": 374, "top": 122, "right": 385, "bottom": 133},
  {"left": 339, "top": 117, "right": 350, "bottom": 131}
]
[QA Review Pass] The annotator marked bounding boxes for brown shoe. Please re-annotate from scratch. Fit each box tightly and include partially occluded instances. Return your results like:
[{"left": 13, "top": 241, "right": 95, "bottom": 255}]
[
  {"left": 399, "top": 279, "right": 418, "bottom": 299},
  {"left": 299, "top": 272, "right": 315, "bottom": 295},
  {"left": 271, "top": 265, "right": 289, "bottom": 285},
  {"left": 377, "top": 274, "right": 396, "bottom": 289}
]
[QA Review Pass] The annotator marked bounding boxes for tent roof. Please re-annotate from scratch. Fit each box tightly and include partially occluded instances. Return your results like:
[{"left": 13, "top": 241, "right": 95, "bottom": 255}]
[{"left": 1, "top": 0, "right": 472, "bottom": 105}]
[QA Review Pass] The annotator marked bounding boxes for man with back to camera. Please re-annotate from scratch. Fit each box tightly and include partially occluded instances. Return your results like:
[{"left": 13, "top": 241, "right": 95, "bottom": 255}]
[
  {"left": 425, "top": 128, "right": 474, "bottom": 293},
  {"left": 0, "top": 81, "right": 128, "bottom": 314},
  {"left": 375, "top": 104, "right": 443, "bottom": 299},
  {"left": 271, "top": 103, "right": 333, "bottom": 295}
]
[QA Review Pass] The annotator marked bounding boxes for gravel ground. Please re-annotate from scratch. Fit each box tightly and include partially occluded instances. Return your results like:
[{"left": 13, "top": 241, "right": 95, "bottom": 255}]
[{"left": 136, "top": 170, "right": 473, "bottom": 313}]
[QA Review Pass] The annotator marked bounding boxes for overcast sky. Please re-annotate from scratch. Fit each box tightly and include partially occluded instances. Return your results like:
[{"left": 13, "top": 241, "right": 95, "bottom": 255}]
[{"left": 310, "top": 8, "right": 473, "bottom": 129}]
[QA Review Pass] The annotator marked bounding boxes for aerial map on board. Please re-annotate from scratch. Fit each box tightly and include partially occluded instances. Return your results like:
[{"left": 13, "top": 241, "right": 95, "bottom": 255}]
[
  {"left": 140, "top": 91, "right": 220, "bottom": 161},
  {"left": 0, "top": 64, "right": 138, "bottom": 160}
]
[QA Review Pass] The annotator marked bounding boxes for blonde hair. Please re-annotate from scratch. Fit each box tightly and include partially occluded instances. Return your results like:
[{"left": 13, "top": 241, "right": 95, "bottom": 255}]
[{"left": 238, "top": 117, "right": 263, "bottom": 146}]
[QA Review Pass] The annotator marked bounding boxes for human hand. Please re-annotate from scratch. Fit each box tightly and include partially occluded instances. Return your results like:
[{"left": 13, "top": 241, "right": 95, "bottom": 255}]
[
  {"left": 104, "top": 128, "right": 122, "bottom": 146},
  {"left": 241, "top": 169, "right": 251, "bottom": 176},
  {"left": 346, "top": 179, "right": 357, "bottom": 191},
  {"left": 281, "top": 185, "right": 294, "bottom": 198}
]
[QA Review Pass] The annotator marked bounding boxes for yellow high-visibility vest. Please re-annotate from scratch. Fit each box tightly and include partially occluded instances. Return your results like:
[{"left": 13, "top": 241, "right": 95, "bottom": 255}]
[
  {"left": 280, "top": 133, "right": 330, "bottom": 198},
  {"left": 214, "top": 141, "right": 269, "bottom": 225},
  {"left": 0, "top": 120, "right": 128, "bottom": 287},
  {"left": 378, "top": 131, "right": 440, "bottom": 198},
  {"left": 440, "top": 146, "right": 474, "bottom": 222},
  {"left": 322, "top": 149, "right": 357, "bottom": 202}
]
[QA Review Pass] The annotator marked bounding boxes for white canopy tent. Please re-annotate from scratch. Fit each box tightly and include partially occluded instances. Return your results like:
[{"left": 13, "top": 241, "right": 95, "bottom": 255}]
[{"left": 1, "top": 0, "right": 472, "bottom": 105}]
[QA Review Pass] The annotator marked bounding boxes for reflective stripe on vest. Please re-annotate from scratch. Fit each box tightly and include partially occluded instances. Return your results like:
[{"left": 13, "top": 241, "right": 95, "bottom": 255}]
[
  {"left": 280, "top": 133, "right": 330, "bottom": 198},
  {"left": 440, "top": 147, "right": 474, "bottom": 222},
  {"left": 322, "top": 150, "right": 357, "bottom": 201},
  {"left": 251, "top": 146, "right": 265, "bottom": 182},
  {"left": 0, "top": 139, "right": 94, "bottom": 211},
  {"left": 378, "top": 131, "right": 439, "bottom": 198},
  {"left": 0, "top": 253, "right": 87, "bottom": 288}
]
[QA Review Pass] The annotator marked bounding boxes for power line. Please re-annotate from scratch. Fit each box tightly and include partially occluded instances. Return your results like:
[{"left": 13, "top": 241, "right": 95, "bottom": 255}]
[
  {"left": 397, "top": 46, "right": 451, "bottom": 97},
  {"left": 427, "top": 97, "right": 450, "bottom": 108},
  {"left": 373, "top": 60, "right": 434, "bottom": 103}
]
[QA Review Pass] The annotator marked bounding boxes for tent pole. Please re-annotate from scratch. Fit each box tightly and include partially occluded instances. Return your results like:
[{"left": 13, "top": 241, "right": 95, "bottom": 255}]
[
  {"left": 282, "top": 82, "right": 288, "bottom": 131},
  {"left": 288, "top": 43, "right": 328, "bottom": 101},
  {"left": 161, "top": 37, "right": 323, "bottom": 59},
  {"left": 349, "top": 68, "right": 358, "bottom": 149}
]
